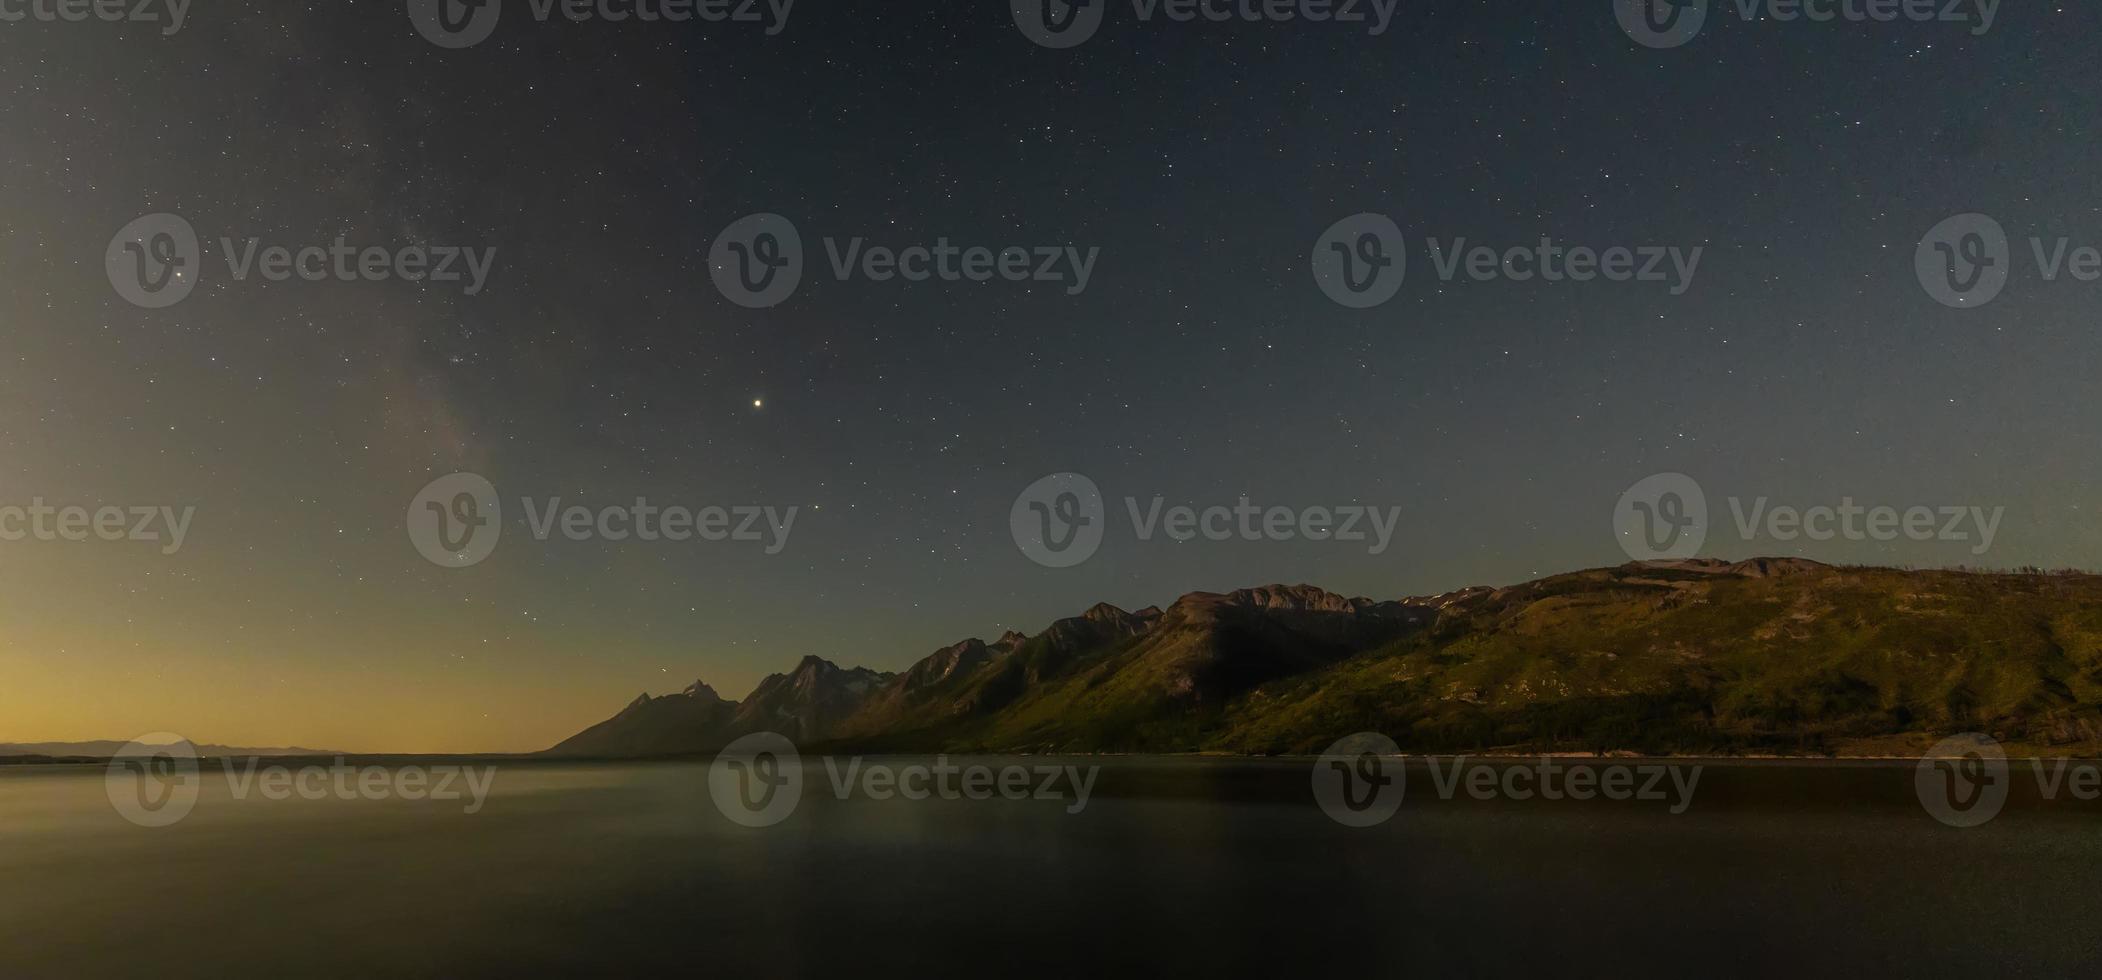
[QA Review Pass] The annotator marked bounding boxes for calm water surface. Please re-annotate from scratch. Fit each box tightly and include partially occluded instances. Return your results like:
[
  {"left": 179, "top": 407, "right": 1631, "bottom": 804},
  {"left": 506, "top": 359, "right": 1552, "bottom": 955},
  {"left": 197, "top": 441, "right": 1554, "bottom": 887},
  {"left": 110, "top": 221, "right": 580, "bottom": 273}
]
[{"left": 3, "top": 757, "right": 2098, "bottom": 978}]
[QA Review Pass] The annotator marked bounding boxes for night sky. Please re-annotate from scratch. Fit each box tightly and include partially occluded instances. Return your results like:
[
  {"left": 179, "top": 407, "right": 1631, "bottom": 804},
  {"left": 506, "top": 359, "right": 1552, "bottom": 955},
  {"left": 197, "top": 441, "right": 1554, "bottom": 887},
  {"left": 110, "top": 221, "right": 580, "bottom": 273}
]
[{"left": 2, "top": 0, "right": 2098, "bottom": 751}]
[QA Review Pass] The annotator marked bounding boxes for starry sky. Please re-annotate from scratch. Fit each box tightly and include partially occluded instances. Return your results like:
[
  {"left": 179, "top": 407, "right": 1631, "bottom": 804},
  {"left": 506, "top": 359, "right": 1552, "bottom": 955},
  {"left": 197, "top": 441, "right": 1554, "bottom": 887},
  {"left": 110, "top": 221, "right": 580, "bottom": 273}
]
[{"left": 2, "top": 1, "right": 2099, "bottom": 752}]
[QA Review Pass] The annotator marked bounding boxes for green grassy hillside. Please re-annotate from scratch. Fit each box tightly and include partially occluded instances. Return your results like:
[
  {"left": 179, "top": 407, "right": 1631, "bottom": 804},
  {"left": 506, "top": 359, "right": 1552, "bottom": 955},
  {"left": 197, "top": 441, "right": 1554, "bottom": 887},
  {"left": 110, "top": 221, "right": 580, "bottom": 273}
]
[{"left": 1205, "top": 562, "right": 2102, "bottom": 756}]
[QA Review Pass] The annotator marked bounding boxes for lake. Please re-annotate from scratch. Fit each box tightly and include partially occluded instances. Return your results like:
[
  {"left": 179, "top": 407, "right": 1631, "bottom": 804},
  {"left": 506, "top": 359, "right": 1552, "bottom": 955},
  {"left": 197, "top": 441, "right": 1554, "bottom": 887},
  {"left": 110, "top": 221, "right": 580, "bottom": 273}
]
[{"left": 3, "top": 756, "right": 2098, "bottom": 977}]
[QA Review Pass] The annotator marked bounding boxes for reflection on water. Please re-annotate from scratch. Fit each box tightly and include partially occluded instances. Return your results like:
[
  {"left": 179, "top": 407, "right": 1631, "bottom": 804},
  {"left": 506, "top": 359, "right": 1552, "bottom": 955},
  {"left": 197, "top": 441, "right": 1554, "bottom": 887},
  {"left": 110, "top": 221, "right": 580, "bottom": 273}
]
[{"left": 3, "top": 758, "right": 2099, "bottom": 978}]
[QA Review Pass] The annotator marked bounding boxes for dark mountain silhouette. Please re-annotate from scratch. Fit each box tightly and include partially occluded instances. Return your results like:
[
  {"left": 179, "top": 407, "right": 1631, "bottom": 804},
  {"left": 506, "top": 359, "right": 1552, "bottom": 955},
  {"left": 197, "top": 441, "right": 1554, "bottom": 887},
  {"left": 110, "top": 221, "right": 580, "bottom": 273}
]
[
  {"left": 728, "top": 657, "right": 893, "bottom": 740},
  {"left": 549, "top": 583, "right": 1440, "bottom": 755},
  {"left": 547, "top": 681, "right": 740, "bottom": 758}
]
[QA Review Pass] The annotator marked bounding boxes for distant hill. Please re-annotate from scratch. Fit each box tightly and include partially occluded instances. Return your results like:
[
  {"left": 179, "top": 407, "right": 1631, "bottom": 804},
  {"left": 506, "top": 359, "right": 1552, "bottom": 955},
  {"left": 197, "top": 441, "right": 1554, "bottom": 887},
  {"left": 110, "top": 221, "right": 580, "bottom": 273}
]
[
  {"left": 546, "top": 559, "right": 2102, "bottom": 758},
  {"left": 0, "top": 740, "right": 342, "bottom": 759}
]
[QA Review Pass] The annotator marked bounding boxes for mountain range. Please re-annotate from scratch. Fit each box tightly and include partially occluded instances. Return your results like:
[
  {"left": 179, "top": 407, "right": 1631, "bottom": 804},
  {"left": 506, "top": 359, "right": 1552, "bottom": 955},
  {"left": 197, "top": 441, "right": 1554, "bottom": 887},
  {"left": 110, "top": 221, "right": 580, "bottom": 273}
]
[{"left": 548, "top": 558, "right": 2102, "bottom": 758}]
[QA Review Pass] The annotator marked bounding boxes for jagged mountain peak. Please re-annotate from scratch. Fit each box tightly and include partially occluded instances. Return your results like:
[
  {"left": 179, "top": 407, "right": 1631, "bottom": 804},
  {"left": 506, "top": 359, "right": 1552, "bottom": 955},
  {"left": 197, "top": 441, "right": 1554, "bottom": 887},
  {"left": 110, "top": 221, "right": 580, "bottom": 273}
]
[
  {"left": 905, "top": 638, "right": 993, "bottom": 686},
  {"left": 1081, "top": 601, "right": 1133, "bottom": 623},
  {"left": 936, "top": 637, "right": 987, "bottom": 657},
  {"left": 1171, "top": 583, "right": 1358, "bottom": 612},
  {"left": 730, "top": 657, "right": 894, "bottom": 742},
  {"left": 1037, "top": 602, "right": 1158, "bottom": 651},
  {"left": 1406, "top": 585, "right": 1495, "bottom": 609},
  {"left": 1160, "top": 584, "right": 1428, "bottom": 627},
  {"left": 680, "top": 680, "right": 726, "bottom": 702},
  {"left": 756, "top": 655, "right": 889, "bottom": 690}
]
